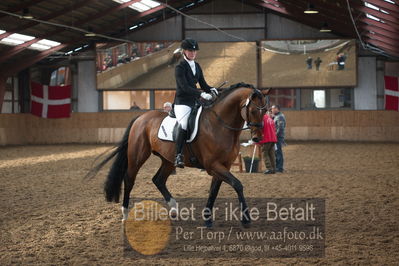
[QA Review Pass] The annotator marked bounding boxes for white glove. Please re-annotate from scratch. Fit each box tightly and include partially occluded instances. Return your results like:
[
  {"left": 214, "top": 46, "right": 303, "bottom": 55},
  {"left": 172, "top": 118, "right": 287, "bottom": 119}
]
[
  {"left": 240, "top": 140, "right": 254, "bottom": 147},
  {"left": 201, "top": 92, "right": 212, "bottom": 101},
  {"left": 210, "top": 87, "right": 219, "bottom": 95}
]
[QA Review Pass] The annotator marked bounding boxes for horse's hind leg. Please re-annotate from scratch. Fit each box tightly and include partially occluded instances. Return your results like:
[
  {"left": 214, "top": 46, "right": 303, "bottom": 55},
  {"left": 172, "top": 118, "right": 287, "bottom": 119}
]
[
  {"left": 122, "top": 172, "right": 135, "bottom": 221},
  {"left": 121, "top": 142, "right": 151, "bottom": 221},
  {"left": 152, "top": 158, "right": 177, "bottom": 215}
]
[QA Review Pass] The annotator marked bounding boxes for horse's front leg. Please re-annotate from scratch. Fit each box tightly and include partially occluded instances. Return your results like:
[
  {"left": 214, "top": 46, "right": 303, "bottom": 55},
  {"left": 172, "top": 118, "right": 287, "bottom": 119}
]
[
  {"left": 204, "top": 176, "right": 222, "bottom": 228},
  {"left": 209, "top": 164, "right": 251, "bottom": 228}
]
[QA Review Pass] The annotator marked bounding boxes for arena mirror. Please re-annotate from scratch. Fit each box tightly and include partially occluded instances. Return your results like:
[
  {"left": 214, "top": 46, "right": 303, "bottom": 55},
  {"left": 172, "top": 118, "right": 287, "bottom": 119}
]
[
  {"left": 98, "top": 42, "right": 257, "bottom": 90},
  {"left": 261, "top": 39, "right": 357, "bottom": 88}
]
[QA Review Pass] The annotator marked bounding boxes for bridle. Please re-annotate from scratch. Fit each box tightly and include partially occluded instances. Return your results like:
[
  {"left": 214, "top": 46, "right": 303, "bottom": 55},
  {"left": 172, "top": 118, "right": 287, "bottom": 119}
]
[
  {"left": 211, "top": 89, "right": 268, "bottom": 131},
  {"left": 242, "top": 89, "right": 268, "bottom": 129}
]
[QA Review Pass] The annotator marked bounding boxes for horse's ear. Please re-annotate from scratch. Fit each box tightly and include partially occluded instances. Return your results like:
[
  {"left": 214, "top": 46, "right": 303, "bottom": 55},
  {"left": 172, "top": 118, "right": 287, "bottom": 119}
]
[{"left": 261, "top": 88, "right": 271, "bottom": 95}]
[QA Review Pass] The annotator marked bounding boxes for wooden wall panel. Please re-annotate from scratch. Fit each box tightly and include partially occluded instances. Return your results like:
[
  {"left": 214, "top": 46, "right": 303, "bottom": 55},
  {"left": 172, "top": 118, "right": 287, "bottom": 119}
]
[{"left": 1, "top": 110, "right": 399, "bottom": 145}]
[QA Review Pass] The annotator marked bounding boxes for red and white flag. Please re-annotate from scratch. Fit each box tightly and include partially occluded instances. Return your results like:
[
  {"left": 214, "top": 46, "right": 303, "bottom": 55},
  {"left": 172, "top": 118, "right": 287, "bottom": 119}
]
[
  {"left": 384, "top": 76, "right": 399, "bottom": 111},
  {"left": 31, "top": 82, "right": 72, "bottom": 118}
]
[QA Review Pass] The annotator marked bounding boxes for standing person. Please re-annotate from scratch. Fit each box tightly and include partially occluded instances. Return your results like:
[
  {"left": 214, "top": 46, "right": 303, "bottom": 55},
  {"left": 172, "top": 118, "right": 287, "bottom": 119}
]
[
  {"left": 306, "top": 56, "right": 313, "bottom": 70},
  {"left": 271, "top": 105, "right": 286, "bottom": 173},
  {"left": 130, "top": 101, "right": 140, "bottom": 110},
  {"left": 173, "top": 38, "right": 218, "bottom": 168},
  {"left": 259, "top": 111, "right": 277, "bottom": 174},
  {"left": 314, "top": 57, "right": 322, "bottom": 71},
  {"left": 337, "top": 53, "right": 346, "bottom": 70}
]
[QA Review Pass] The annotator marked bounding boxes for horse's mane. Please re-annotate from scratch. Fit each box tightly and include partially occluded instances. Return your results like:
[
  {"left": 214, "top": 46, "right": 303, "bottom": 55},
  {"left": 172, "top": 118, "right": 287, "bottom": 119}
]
[{"left": 209, "top": 82, "right": 256, "bottom": 107}]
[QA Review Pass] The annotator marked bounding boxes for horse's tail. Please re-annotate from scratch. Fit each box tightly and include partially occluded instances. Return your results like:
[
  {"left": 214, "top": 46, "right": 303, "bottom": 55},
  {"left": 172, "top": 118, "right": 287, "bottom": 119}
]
[
  {"left": 104, "top": 117, "right": 139, "bottom": 203},
  {"left": 85, "top": 116, "right": 139, "bottom": 203}
]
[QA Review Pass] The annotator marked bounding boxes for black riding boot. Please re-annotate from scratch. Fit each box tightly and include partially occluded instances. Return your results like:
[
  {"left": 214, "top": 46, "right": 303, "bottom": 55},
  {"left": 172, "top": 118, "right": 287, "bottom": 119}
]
[{"left": 174, "top": 127, "right": 187, "bottom": 168}]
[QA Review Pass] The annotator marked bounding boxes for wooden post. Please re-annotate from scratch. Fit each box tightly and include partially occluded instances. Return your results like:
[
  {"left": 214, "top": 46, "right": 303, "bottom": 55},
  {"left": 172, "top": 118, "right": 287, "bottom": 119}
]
[
  {"left": 0, "top": 75, "right": 8, "bottom": 113},
  {"left": 232, "top": 152, "right": 243, "bottom": 173},
  {"left": 257, "top": 145, "right": 263, "bottom": 172}
]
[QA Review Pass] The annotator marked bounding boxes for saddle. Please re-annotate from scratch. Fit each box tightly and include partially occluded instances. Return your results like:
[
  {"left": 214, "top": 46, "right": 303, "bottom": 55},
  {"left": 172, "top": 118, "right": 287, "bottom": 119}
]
[{"left": 157, "top": 103, "right": 203, "bottom": 143}]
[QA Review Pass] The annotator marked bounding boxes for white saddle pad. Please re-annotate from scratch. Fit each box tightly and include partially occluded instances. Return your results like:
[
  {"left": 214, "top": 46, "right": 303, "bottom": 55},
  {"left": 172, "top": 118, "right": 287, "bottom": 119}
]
[{"left": 157, "top": 106, "right": 203, "bottom": 143}]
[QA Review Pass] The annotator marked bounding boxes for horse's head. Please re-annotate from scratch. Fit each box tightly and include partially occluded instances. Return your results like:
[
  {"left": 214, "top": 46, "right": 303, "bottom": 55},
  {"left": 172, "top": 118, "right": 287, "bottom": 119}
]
[{"left": 240, "top": 89, "right": 268, "bottom": 143}]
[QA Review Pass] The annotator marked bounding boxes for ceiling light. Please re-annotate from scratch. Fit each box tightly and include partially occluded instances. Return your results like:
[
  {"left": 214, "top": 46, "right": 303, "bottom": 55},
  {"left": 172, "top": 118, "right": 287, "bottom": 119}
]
[
  {"left": 304, "top": 3, "right": 319, "bottom": 14},
  {"left": 85, "top": 26, "right": 96, "bottom": 37},
  {"left": 85, "top": 32, "right": 96, "bottom": 37},
  {"left": 320, "top": 22, "right": 332, "bottom": 32},
  {"left": 22, "top": 8, "right": 33, "bottom": 19}
]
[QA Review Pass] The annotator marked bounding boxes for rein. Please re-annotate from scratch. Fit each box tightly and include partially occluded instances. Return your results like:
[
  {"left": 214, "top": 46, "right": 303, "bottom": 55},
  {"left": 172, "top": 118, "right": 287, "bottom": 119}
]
[{"left": 210, "top": 109, "right": 250, "bottom": 131}]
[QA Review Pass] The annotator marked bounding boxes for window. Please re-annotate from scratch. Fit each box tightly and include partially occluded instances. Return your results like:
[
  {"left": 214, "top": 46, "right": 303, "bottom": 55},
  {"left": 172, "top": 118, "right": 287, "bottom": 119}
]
[
  {"left": 300, "top": 88, "right": 353, "bottom": 109},
  {"left": 1, "top": 77, "right": 20, "bottom": 113},
  {"left": 0, "top": 29, "right": 60, "bottom": 51},
  {"left": 130, "top": 91, "right": 150, "bottom": 110},
  {"left": 313, "top": 90, "right": 326, "bottom": 108},
  {"left": 268, "top": 89, "right": 296, "bottom": 109},
  {"left": 103, "top": 90, "right": 150, "bottom": 110},
  {"left": 111, "top": 0, "right": 160, "bottom": 13},
  {"left": 154, "top": 90, "right": 175, "bottom": 109},
  {"left": 50, "top": 67, "right": 70, "bottom": 86}
]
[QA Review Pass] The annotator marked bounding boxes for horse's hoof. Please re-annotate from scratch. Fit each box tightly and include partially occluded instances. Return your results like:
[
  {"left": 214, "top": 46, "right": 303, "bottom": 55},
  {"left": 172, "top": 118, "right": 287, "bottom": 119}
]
[
  {"left": 121, "top": 207, "right": 129, "bottom": 221},
  {"left": 205, "top": 219, "right": 213, "bottom": 228},
  {"left": 170, "top": 208, "right": 178, "bottom": 218}
]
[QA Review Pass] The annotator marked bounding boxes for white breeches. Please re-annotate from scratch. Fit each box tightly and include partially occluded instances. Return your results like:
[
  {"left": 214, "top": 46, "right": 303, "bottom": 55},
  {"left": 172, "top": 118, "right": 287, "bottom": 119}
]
[{"left": 174, "top": 104, "right": 192, "bottom": 130}]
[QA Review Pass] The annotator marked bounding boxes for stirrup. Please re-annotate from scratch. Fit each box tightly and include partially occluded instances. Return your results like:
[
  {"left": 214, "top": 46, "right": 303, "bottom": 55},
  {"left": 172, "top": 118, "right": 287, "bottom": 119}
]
[{"left": 175, "top": 154, "right": 185, "bottom": 168}]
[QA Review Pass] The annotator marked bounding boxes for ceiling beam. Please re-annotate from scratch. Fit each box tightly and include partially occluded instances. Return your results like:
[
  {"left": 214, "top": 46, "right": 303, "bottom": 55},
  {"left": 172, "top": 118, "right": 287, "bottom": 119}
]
[
  {"left": 0, "top": 0, "right": 98, "bottom": 41},
  {"left": 0, "top": 0, "right": 143, "bottom": 64},
  {"left": 362, "top": 33, "right": 399, "bottom": 52},
  {"left": 289, "top": 0, "right": 352, "bottom": 23},
  {"left": 113, "top": 0, "right": 211, "bottom": 38},
  {"left": 100, "top": 4, "right": 167, "bottom": 36},
  {"left": 2, "top": 43, "right": 69, "bottom": 77},
  {"left": 282, "top": 0, "right": 354, "bottom": 29},
  {"left": 249, "top": 0, "right": 354, "bottom": 36},
  {"left": 0, "top": 0, "right": 46, "bottom": 19},
  {"left": 359, "top": 0, "right": 399, "bottom": 15},
  {"left": 360, "top": 17, "right": 399, "bottom": 34},
  {"left": 355, "top": 5, "right": 399, "bottom": 27},
  {"left": 0, "top": 0, "right": 175, "bottom": 75},
  {"left": 359, "top": 23, "right": 399, "bottom": 41},
  {"left": 364, "top": 38, "right": 399, "bottom": 57}
]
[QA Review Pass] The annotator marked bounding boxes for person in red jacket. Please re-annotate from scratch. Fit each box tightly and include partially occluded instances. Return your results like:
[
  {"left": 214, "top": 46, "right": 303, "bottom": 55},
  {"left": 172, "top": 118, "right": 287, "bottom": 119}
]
[{"left": 259, "top": 111, "right": 277, "bottom": 174}]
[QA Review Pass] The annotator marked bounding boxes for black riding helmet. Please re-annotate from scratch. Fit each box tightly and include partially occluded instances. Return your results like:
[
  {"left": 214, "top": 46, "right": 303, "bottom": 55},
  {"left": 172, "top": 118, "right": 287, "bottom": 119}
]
[{"left": 181, "top": 38, "right": 199, "bottom": 51}]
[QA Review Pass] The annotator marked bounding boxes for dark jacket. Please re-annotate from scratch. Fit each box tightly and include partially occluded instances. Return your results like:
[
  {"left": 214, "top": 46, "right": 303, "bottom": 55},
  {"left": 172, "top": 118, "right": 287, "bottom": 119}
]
[
  {"left": 273, "top": 112, "right": 286, "bottom": 139},
  {"left": 174, "top": 59, "right": 212, "bottom": 106}
]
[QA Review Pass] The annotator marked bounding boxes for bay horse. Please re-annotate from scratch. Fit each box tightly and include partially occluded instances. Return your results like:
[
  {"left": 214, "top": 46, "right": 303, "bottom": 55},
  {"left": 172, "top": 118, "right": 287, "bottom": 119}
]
[{"left": 89, "top": 83, "right": 267, "bottom": 227}]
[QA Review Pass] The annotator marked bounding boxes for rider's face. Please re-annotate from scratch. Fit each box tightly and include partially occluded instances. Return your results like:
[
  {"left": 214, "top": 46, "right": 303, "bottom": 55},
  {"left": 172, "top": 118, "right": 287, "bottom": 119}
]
[{"left": 184, "top": 50, "right": 197, "bottom": 60}]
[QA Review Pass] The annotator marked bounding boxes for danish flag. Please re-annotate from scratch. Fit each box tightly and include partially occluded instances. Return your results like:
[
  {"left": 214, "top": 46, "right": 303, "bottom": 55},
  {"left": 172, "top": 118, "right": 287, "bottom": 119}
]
[
  {"left": 31, "top": 82, "right": 71, "bottom": 118},
  {"left": 384, "top": 76, "right": 399, "bottom": 111}
]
